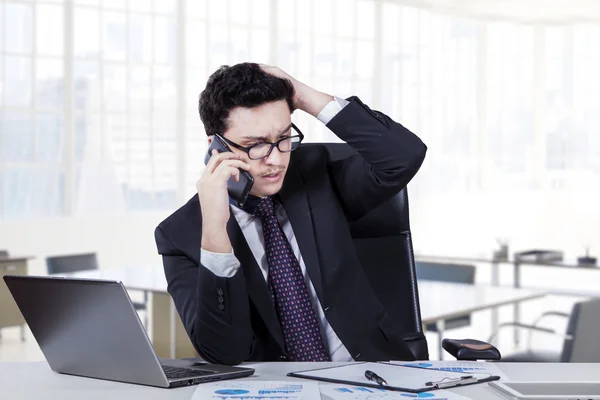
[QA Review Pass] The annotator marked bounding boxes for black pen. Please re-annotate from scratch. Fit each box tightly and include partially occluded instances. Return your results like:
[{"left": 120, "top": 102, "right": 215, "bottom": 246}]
[{"left": 365, "top": 370, "right": 388, "bottom": 386}]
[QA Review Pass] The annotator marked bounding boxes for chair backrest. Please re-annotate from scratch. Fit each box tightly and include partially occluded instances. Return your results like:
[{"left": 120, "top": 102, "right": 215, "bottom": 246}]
[
  {"left": 561, "top": 298, "right": 600, "bottom": 362},
  {"left": 416, "top": 262, "right": 476, "bottom": 285},
  {"left": 320, "top": 142, "right": 428, "bottom": 360},
  {"left": 46, "top": 253, "right": 99, "bottom": 275},
  {"left": 0, "top": 250, "right": 9, "bottom": 258}
]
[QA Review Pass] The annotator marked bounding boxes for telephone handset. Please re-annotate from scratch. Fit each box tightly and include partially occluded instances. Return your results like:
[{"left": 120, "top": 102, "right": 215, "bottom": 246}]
[{"left": 204, "top": 135, "right": 254, "bottom": 206}]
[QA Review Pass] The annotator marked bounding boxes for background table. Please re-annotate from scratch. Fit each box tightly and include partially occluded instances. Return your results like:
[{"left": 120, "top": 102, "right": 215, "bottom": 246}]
[{"left": 50, "top": 266, "right": 546, "bottom": 359}]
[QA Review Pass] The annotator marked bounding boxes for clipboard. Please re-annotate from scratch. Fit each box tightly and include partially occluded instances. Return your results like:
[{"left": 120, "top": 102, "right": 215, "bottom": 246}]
[{"left": 287, "top": 362, "right": 501, "bottom": 393}]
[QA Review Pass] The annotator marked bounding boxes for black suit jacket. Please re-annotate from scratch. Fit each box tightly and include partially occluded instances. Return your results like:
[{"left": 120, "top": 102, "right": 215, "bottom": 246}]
[{"left": 155, "top": 97, "right": 427, "bottom": 365}]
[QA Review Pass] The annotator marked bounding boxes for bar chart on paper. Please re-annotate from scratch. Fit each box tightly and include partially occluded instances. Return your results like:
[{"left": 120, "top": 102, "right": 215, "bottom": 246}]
[
  {"left": 391, "top": 361, "right": 508, "bottom": 380},
  {"left": 319, "top": 385, "right": 471, "bottom": 400},
  {"left": 192, "top": 381, "right": 321, "bottom": 400}
]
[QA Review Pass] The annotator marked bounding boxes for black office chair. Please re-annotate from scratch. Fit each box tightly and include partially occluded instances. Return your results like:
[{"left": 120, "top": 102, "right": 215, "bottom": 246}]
[
  {"left": 322, "top": 142, "right": 499, "bottom": 361},
  {"left": 489, "top": 298, "right": 600, "bottom": 362},
  {"left": 416, "top": 261, "right": 476, "bottom": 357},
  {"left": 46, "top": 253, "right": 149, "bottom": 328}
]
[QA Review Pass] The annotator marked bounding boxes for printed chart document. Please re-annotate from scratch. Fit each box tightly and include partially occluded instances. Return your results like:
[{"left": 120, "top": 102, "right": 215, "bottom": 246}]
[
  {"left": 320, "top": 384, "right": 472, "bottom": 400},
  {"left": 390, "top": 360, "right": 509, "bottom": 380},
  {"left": 192, "top": 381, "right": 321, "bottom": 400}
]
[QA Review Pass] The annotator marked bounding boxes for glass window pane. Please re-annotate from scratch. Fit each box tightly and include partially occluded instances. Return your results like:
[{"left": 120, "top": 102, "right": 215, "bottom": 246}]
[
  {"left": 0, "top": 3, "right": 4, "bottom": 52},
  {"left": 356, "top": 0, "right": 375, "bottom": 39},
  {"left": 75, "top": 113, "right": 100, "bottom": 162},
  {"left": 36, "top": 113, "right": 63, "bottom": 163},
  {"left": 36, "top": 4, "right": 63, "bottom": 56},
  {"left": 334, "top": 0, "right": 354, "bottom": 38},
  {"left": 231, "top": 0, "right": 249, "bottom": 25},
  {"left": 4, "top": 111, "right": 34, "bottom": 162},
  {"left": 129, "top": 65, "right": 151, "bottom": 114},
  {"left": 5, "top": 3, "right": 33, "bottom": 54},
  {"left": 208, "top": 26, "right": 229, "bottom": 71},
  {"left": 153, "top": 66, "right": 176, "bottom": 112},
  {"left": 4, "top": 167, "right": 64, "bottom": 218},
  {"left": 154, "top": 0, "right": 176, "bottom": 14},
  {"left": 186, "top": 21, "right": 206, "bottom": 66},
  {"left": 154, "top": 17, "right": 176, "bottom": 64},
  {"left": 104, "top": 65, "right": 126, "bottom": 112},
  {"left": 74, "top": 8, "right": 100, "bottom": 58},
  {"left": 251, "top": 0, "right": 270, "bottom": 27},
  {"left": 356, "top": 40, "right": 374, "bottom": 79},
  {"left": 129, "top": 0, "right": 152, "bottom": 13},
  {"left": 313, "top": 0, "right": 332, "bottom": 35},
  {"left": 250, "top": 28, "right": 269, "bottom": 64},
  {"left": 36, "top": 58, "right": 64, "bottom": 109},
  {"left": 186, "top": 0, "right": 206, "bottom": 19},
  {"left": 102, "top": 11, "right": 127, "bottom": 61},
  {"left": 4, "top": 56, "right": 32, "bottom": 107},
  {"left": 208, "top": 0, "right": 228, "bottom": 23},
  {"left": 103, "top": 0, "right": 126, "bottom": 9},
  {"left": 75, "top": 60, "right": 101, "bottom": 111},
  {"left": 231, "top": 27, "right": 250, "bottom": 63},
  {"left": 129, "top": 14, "right": 152, "bottom": 64},
  {"left": 278, "top": 0, "right": 296, "bottom": 30}
]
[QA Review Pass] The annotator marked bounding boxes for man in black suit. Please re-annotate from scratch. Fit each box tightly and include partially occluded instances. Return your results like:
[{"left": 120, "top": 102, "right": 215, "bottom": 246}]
[{"left": 155, "top": 63, "right": 427, "bottom": 365}]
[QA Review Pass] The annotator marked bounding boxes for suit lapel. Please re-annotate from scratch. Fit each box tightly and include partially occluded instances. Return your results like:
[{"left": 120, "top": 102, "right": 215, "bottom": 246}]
[
  {"left": 278, "top": 165, "right": 325, "bottom": 303},
  {"left": 225, "top": 215, "right": 285, "bottom": 351}
]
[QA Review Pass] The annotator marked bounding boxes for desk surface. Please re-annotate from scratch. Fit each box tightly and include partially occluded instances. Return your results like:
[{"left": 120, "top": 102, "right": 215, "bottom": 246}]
[
  {"left": 49, "top": 266, "right": 546, "bottom": 325},
  {"left": 1, "top": 361, "right": 599, "bottom": 400}
]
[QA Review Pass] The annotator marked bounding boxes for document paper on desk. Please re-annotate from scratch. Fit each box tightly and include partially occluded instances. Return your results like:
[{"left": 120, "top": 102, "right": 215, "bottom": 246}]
[
  {"left": 191, "top": 380, "right": 321, "bottom": 400},
  {"left": 289, "top": 362, "right": 496, "bottom": 392},
  {"left": 320, "top": 384, "right": 472, "bottom": 400},
  {"left": 390, "top": 360, "right": 509, "bottom": 380}
]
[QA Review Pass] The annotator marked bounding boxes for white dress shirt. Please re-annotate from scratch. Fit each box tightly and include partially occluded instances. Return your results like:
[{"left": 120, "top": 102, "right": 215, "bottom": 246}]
[{"left": 200, "top": 97, "right": 354, "bottom": 361}]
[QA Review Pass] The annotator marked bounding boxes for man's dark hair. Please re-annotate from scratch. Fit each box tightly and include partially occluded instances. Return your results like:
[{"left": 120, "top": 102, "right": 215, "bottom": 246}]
[{"left": 198, "top": 62, "right": 295, "bottom": 136}]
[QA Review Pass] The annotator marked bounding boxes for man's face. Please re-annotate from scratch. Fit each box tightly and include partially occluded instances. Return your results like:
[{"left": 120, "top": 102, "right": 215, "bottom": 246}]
[{"left": 213, "top": 100, "right": 292, "bottom": 198}]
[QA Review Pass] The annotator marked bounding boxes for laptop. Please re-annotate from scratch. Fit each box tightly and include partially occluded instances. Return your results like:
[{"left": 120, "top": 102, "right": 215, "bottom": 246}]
[{"left": 3, "top": 275, "right": 255, "bottom": 388}]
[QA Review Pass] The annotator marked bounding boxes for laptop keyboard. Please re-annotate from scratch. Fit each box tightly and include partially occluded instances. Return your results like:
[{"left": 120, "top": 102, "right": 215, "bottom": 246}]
[{"left": 162, "top": 365, "right": 214, "bottom": 380}]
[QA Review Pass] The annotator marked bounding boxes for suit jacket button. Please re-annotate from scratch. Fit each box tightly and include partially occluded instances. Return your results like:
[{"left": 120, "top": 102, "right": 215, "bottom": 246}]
[
  {"left": 277, "top": 355, "right": 288, "bottom": 361},
  {"left": 217, "top": 288, "right": 223, "bottom": 295},
  {"left": 218, "top": 304, "right": 225, "bottom": 310},
  {"left": 218, "top": 296, "right": 224, "bottom": 302}
]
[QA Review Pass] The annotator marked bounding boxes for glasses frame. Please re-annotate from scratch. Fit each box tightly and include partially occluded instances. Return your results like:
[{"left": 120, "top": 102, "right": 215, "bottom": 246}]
[{"left": 215, "top": 123, "right": 304, "bottom": 160}]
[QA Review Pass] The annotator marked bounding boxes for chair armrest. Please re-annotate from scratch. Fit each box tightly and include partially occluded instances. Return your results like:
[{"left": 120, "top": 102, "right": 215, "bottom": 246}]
[
  {"left": 488, "top": 322, "right": 573, "bottom": 344},
  {"left": 442, "top": 338, "right": 501, "bottom": 361}
]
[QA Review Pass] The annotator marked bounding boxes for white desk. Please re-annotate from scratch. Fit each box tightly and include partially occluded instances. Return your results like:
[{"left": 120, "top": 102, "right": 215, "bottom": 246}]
[
  {"left": 1, "top": 361, "right": 599, "bottom": 400},
  {"left": 49, "top": 266, "right": 546, "bottom": 359}
]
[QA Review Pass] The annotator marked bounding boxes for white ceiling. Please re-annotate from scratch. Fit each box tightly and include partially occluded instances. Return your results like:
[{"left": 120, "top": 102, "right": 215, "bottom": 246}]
[{"left": 393, "top": 0, "right": 600, "bottom": 23}]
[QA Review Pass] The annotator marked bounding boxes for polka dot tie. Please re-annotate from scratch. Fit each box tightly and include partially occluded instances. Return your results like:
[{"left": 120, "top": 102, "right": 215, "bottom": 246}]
[{"left": 254, "top": 196, "right": 331, "bottom": 362}]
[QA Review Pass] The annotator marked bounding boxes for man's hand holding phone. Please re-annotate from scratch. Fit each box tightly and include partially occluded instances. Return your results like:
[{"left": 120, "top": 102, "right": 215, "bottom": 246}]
[{"left": 197, "top": 150, "right": 250, "bottom": 253}]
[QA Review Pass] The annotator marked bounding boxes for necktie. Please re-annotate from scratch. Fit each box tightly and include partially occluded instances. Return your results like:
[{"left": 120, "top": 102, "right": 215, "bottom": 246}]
[{"left": 254, "top": 196, "right": 331, "bottom": 361}]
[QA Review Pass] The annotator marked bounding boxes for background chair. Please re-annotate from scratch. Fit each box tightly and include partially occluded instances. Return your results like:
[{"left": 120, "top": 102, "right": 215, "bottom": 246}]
[
  {"left": 321, "top": 143, "right": 497, "bottom": 361},
  {"left": 489, "top": 298, "right": 600, "bottom": 362},
  {"left": 46, "top": 253, "right": 149, "bottom": 328},
  {"left": 0, "top": 250, "right": 9, "bottom": 258},
  {"left": 416, "top": 261, "right": 476, "bottom": 358}
]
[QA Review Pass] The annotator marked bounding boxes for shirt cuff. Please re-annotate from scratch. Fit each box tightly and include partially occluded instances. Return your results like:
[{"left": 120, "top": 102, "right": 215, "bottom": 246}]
[
  {"left": 200, "top": 248, "right": 241, "bottom": 278},
  {"left": 316, "top": 96, "right": 350, "bottom": 125}
]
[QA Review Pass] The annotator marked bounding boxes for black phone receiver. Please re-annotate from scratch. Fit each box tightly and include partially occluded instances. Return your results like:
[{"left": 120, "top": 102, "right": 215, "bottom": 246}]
[{"left": 204, "top": 135, "right": 254, "bottom": 207}]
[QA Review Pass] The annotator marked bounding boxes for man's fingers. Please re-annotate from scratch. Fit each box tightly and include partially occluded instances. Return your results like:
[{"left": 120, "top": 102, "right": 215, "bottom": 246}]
[{"left": 206, "top": 151, "right": 242, "bottom": 173}]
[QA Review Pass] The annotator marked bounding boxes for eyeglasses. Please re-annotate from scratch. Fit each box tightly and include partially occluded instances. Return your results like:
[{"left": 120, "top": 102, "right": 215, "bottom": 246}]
[{"left": 216, "top": 123, "right": 304, "bottom": 160}]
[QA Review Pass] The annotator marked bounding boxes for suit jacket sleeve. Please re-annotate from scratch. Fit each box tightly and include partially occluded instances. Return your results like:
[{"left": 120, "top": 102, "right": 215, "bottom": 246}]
[
  {"left": 154, "top": 225, "right": 255, "bottom": 365},
  {"left": 326, "top": 96, "right": 427, "bottom": 221}
]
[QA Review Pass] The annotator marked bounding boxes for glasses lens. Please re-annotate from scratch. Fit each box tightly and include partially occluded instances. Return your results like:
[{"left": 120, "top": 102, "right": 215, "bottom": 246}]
[{"left": 248, "top": 143, "right": 272, "bottom": 159}]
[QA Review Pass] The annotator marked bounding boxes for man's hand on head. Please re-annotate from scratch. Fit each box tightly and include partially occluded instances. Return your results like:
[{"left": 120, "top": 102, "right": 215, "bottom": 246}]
[{"left": 259, "top": 64, "right": 334, "bottom": 119}]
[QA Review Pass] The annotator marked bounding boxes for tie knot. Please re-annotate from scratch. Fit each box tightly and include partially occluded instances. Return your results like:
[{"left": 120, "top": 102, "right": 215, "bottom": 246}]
[{"left": 254, "top": 196, "right": 275, "bottom": 221}]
